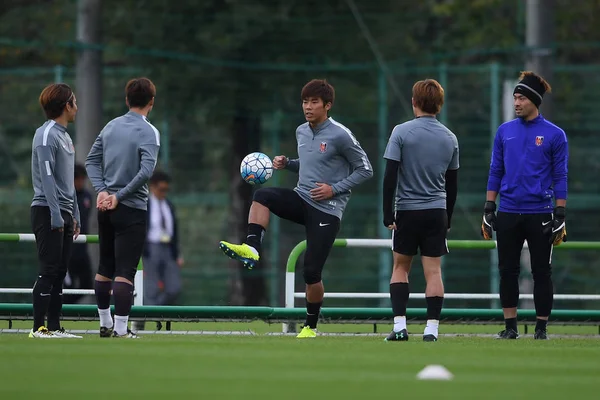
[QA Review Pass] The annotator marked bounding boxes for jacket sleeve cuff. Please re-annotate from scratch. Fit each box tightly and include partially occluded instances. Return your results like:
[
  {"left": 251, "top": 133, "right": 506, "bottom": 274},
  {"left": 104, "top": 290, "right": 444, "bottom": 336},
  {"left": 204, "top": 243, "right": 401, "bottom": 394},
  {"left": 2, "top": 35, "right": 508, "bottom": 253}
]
[
  {"left": 486, "top": 178, "right": 501, "bottom": 192},
  {"left": 555, "top": 191, "right": 567, "bottom": 200}
]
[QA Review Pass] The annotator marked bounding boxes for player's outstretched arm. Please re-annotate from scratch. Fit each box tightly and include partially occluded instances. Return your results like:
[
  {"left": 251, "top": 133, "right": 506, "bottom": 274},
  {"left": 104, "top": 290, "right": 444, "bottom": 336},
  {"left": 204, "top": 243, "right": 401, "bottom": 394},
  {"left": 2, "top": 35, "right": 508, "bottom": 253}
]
[
  {"left": 36, "top": 143, "right": 63, "bottom": 229},
  {"left": 85, "top": 133, "right": 108, "bottom": 193},
  {"left": 331, "top": 134, "right": 373, "bottom": 194}
]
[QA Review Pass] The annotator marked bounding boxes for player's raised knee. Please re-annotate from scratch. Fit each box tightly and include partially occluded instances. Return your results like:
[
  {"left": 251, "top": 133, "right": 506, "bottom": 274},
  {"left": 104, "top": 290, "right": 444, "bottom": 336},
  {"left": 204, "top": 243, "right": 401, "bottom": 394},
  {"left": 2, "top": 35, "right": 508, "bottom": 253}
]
[
  {"left": 252, "top": 187, "right": 276, "bottom": 207},
  {"left": 303, "top": 267, "right": 322, "bottom": 285}
]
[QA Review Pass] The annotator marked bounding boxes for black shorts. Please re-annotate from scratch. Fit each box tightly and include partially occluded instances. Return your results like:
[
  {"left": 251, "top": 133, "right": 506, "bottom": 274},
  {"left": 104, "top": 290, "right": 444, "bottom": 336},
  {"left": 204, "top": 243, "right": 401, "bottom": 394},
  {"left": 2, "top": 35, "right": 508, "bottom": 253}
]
[
  {"left": 31, "top": 206, "right": 74, "bottom": 279},
  {"left": 392, "top": 209, "right": 448, "bottom": 257},
  {"left": 97, "top": 204, "right": 147, "bottom": 282},
  {"left": 253, "top": 187, "right": 340, "bottom": 284}
]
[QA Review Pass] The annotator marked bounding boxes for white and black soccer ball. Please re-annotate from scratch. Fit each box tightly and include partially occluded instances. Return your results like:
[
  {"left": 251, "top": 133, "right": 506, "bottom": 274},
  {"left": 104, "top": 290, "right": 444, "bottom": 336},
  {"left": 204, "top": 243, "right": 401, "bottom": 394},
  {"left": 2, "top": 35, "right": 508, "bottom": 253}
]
[{"left": 240, "top": 152, "right": 273, "bottom": 185}]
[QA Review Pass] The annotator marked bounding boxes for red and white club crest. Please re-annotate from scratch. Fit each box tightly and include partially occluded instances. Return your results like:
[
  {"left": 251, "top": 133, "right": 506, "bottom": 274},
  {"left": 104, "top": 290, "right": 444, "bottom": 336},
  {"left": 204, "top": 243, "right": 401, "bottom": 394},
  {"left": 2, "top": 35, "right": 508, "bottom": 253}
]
[
  {"left": 319, "top": 141, "right": 327, "bottom": 153},
  {"left": 535, "top": 136, "right": 544, "bottom": 146}
]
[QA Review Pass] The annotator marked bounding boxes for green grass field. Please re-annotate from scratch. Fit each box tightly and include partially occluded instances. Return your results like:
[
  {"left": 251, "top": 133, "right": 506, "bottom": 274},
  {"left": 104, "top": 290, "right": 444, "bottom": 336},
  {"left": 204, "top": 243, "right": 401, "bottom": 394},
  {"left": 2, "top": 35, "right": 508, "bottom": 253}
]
[{"left": 1, "top": 321, "right": 599, "bottom": 399}]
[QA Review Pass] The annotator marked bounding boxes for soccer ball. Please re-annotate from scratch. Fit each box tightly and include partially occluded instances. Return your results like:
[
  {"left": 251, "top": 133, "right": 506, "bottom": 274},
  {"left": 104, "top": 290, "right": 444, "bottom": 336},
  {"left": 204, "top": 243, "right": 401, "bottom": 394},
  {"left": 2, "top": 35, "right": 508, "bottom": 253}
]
[{"left": 240, "top": 152, "right": 273, "bottom": 185}]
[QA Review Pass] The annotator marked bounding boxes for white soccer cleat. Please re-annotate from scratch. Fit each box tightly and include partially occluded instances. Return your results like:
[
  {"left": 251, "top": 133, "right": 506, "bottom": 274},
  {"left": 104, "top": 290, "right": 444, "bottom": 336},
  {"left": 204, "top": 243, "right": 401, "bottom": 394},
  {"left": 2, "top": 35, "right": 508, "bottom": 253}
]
[
  {"left": 29, "top": 326, "right": 60, "bottom": 338},
  {"left": 51, "top": 327, "right": 83, "bottom": 339},
  {"left": 112, "top": 329, "right": 139, "bottom": 339}
]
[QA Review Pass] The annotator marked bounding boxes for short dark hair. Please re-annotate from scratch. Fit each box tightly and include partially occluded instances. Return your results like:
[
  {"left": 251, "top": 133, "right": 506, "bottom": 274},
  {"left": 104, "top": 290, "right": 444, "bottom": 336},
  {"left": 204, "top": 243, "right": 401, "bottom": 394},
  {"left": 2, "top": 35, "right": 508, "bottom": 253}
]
[
  {"left": 126, "top": 77, "right": 156, "bottom": 108},
  {"left": 412, "top": 79, "right": 445, "bottom": 115},
  {"left": 39, "top": 83, "right": 74, "bottom": 119},
  {"left": 149, "top": 170, "right": 171, "bottom": 185},
  {"left": 301, "top": 79, "right": 335, "bottom": 106},
  {"left": 74, "top": 163, "right": 87, "bottom": 179}
]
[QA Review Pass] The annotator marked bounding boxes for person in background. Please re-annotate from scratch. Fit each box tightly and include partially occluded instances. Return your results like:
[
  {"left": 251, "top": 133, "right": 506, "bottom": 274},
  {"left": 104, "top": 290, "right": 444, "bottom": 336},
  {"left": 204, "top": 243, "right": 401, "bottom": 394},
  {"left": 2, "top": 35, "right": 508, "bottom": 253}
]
[
  {"left": 143, "top": 170, "right": 183, "bottom": 306},
  {"left": 64, "top": 164, "right": 94, "bottom": 304}
]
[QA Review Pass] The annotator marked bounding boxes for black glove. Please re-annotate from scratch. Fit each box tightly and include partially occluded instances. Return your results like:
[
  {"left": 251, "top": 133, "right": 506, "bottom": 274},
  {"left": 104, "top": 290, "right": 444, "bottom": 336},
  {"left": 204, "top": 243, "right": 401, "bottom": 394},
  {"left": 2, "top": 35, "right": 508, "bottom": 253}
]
[
  {"left": 544, "top": 206, "right": 567, "bottom": 245},
  {"left": 481, "top": 201, "right": 497, "bottom": 240}
]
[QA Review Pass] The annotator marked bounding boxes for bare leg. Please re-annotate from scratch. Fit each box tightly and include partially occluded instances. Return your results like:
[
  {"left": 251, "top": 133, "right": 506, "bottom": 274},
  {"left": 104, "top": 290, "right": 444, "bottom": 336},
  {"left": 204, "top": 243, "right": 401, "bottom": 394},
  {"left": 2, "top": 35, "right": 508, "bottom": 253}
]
[
  {"left": 422, "top": 256, "right": 444, "bottom": 297},
  {"left": 422, "top": 256, "right": 444, "bottom": 339},
  {"left": 306, "top": 282, "right": 324, "bottom": 303},
  {"left": 248, "top": 201, "right": 270, "bottom": 229}
]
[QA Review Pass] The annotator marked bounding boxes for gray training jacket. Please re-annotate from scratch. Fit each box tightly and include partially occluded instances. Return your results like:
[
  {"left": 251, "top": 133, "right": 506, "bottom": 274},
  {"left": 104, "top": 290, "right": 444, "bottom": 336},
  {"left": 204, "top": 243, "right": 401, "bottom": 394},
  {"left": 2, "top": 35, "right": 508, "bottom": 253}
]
[
  {"left": 31, "top": 120, "right": 80, "bottom": 229},
  {"left": 85, "top": 111, "right": 160, "bottom": 211},
  {"left": 286, "top": 117, "right": 373, "bottom": 219}
]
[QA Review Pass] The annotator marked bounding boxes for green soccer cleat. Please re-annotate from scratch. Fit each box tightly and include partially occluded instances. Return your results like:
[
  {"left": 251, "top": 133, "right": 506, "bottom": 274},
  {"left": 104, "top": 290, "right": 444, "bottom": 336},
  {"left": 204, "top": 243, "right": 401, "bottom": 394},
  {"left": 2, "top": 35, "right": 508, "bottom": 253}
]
[
  {"left": 219, "top": 241, "right": 259, "bottom": 270},
  {"left": 296, "top": 325, "right": 317, "bottom": 339}
]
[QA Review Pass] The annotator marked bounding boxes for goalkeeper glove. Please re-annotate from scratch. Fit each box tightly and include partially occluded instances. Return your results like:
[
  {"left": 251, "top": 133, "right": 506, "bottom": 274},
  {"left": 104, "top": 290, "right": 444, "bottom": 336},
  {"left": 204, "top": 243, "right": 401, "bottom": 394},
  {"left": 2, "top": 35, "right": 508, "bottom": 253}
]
[
  {"left": 544, "top": 206, "right": 567, "bottom": 246},
  {"left": 481, "top": 201, "right": 497, "bottom": 240}
]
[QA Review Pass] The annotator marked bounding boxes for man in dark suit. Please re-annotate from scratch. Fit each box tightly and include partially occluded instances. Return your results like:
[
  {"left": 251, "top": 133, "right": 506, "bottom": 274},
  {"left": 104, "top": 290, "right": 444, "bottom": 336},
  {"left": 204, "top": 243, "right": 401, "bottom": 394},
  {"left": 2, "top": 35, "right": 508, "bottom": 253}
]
[
  {"left": 143, "top": 170, "right": 183, "bottom": 306},
  {"left": 64, "top": 164, "right": 94, "bottom": 304}
]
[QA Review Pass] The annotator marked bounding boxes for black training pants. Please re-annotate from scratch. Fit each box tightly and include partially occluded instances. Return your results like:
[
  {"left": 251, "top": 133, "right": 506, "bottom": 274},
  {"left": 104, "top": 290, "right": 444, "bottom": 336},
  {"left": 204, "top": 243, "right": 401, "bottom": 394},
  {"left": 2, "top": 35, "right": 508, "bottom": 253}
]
[{"left": 496, "top": 211, "right": 554, "bottom": 317}]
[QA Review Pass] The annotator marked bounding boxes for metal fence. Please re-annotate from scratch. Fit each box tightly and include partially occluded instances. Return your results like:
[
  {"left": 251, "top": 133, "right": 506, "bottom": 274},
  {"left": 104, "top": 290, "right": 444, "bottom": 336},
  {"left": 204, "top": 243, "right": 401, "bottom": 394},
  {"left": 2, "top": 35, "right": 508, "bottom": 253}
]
[{"left": 2, "top": 61, "right": 600, "bottom": 307}]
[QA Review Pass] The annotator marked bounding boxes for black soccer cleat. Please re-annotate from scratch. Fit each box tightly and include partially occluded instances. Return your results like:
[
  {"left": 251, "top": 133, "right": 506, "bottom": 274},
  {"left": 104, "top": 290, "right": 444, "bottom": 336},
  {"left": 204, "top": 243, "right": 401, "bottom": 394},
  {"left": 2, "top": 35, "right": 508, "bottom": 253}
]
[
  {"left": 384, "top": 329, "right": 408, "bottom": 341},
  {"left": 99, "top": 326, "right": 114, "bottom": 338},
  {"left": 496, "top": 328, "right": 519, "bottom": 339},
  {"left": 423, "top": 334, "right": 438, "bottom": 342},
  {"left": 534, "top": 329, "right": 548, "bottom": 340}
]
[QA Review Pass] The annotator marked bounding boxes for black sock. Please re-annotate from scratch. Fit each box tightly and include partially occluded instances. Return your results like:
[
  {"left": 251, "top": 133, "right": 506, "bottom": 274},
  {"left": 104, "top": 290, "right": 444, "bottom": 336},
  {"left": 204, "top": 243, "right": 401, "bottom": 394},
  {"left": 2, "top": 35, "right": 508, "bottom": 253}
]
[
  {"left": 535, "top": 318, "right": 548, "bottom": 331},
  {"left": 305, "top": 300, "right": 322, "bottom": 329},
  {"left": 426, "top": 296, "right": 444, "bottom": 320},
  {"left": 505, "top": 317, "right": 518, "bottom": 332},
  {"left": 245, "top": 223, "right": 265, "bottom": 254},
  {"left": 390, "top": 282, "right": 409, "bottom": 317},
  {"left": 47, "top": 275, "right": 65, "bottom": 331},
  {"left": 32, "top": 275, "right": 54, "bottom": 331},
  {"left": 95, "top": 280, "right": 112, "bottom": 310},
  {"left": 113, "top": 282, "right": 134, "bottom": 317}
]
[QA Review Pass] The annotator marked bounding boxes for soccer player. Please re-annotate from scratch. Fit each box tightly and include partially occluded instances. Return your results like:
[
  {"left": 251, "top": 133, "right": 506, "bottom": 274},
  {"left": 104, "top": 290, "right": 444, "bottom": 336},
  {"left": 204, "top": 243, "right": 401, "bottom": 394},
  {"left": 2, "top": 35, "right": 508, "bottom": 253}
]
[
  {"left": 219, "top": 79, "right": 373, "bottom": 338},
  {"left": 482, "top": 71, "right": 568, "bottom": 340},
  {"left": 382, "top": 79, "right": 459, "bottom": 342},
  {"left": 30, "top": 83, "right": 82, "bottom": 338},
  {"left": 86, "top": 78, "right": 160, "bottom": 338}
]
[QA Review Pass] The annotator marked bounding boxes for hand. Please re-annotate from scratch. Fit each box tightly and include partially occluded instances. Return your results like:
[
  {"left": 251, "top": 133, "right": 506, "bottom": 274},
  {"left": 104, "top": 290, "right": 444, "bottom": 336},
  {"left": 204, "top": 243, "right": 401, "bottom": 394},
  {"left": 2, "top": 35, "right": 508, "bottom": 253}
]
[
  {"left": 51, "top": 213, "right": 64, "bottom": 231},
  {"left": 310, "top": 183, "right": 334, "bottom": 201},
  {"left": 481, "top": 201, "right": 497, "bottom": 240},
  {"left": 383, "top": 214, "right": 396, "bottom": 230},
  {"left": 273, "top": 155, "right": 288, "bottom": 170},
  {"left": 100, "top": 194, "right": 119, "bottom": 211},
  {"left": 96, "top": 191, "right": 109, "bottom": 210},
  {"left": 73, "top": 219, "right": 80, "bottom": 241},
  {"left": 544, "top": 206, "right": 567, "bottom": 245},
  {"left": 177, "top": 257, "right": 185, "bottom": 267}
]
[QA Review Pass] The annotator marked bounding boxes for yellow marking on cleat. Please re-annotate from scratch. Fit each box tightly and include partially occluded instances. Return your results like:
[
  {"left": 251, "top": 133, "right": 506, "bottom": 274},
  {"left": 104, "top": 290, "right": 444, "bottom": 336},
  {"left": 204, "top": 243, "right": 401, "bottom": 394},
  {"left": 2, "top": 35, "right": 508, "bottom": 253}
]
[{"left": 296, "top": 326, "right": 317, "bottom": 339}]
